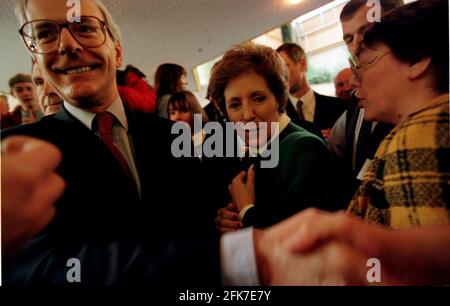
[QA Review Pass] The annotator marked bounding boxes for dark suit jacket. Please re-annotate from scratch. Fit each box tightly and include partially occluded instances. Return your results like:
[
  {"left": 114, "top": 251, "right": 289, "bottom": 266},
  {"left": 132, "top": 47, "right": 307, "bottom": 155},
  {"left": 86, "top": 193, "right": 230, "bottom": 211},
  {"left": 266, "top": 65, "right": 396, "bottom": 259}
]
[
  {"left": 1, "top": 106, "right": 220, "bottom": 287},
  {"left": 203, "top": 122, "right": 343, "bottom": 229},
  {"left": 204, "top": 101, "right": 226, "bottom": 123},
  {"left": 338, "top": 94, "right": 394, "bottom": 204},
  {"left": 286, "top": 92, "right": 348, "bottom": 131}
]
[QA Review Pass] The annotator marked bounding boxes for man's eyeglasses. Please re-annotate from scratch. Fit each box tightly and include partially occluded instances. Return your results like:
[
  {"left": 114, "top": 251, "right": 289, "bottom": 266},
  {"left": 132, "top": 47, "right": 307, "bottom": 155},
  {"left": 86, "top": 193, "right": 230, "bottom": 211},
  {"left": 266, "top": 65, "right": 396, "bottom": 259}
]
[
  {"left": 19, "top": 16, "right": 111, "bottom": 54},
  {"left": 349, "top": 51, "right": 391, "bottom": 80}
]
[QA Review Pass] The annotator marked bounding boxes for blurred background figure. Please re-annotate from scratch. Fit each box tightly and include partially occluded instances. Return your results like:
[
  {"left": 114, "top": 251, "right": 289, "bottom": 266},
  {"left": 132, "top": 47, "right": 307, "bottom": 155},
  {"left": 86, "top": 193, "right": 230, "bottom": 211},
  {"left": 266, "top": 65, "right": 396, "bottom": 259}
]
[
  {"left": 117, "top": 64, "right": 157, "bottom": 113},
  {"left": 203, "top": 61, "right": 226, "bottom": 123},
  {"left": 168, "top": 90, "right": 208, "bottom": 130},
  {"left": 154, "top": 63, "right": 188, "bottom": 118},
  {"left": 0, "top": 94, "right": 9, "bottom": 116},
  {"left": 31, "top": 61, "right": 63, "bottom": 116},
  {"left": 334, "top": 68, "right": 353, "bottom": 100},
  {"left": 1, "top": 94, "right": 21, "bottom": 129},
  {"left": 8, "top": 73, "right": 43, "bottom": 125},
  {"left": 326, "top": 0, "right": 401, "bottom": 206},
  {"left": 276, "top": 43, "right": 347, "bottom": 139},
  {"left": 168, "top": 90, "right": 209, "bottom": 158}
]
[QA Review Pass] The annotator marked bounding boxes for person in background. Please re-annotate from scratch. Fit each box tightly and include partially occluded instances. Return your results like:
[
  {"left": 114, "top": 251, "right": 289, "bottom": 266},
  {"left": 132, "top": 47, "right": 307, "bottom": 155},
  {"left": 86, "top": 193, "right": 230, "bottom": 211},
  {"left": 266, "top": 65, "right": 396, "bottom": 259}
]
[
  {"left": 168, "top": 90, "right": 209, "bottom": 157},
  {"left": 168, "top": 90, "right": 208, "bottom": 130},
  {"left": 31, "top": 60, "right": 63, "bottom": 115},
  {"left": 203, "top": 61, "right": 226, "bottom": 123},
  {"left": 276, "top": 43, "right": 348, "bottom": 139},
  {"left": 334, "top": 68, "right": 353, "bottom": 100},
  {"left": 117, "top": 64, "right": 156, "bottom": 113},
  {"left": 326, "top": 0, "right": 401, "bottom": 205},
  {"left": 8, "top": 73, "right": 43, "bottom": 124},
  {"left": 0, "top": 94, "right": 9, "bottom": 117},
  {"left": 154, "top": 63, "right": 188, "bottom": 118},
  {"left": 1, "top": 94, "right": 22, "bottom": 129}
]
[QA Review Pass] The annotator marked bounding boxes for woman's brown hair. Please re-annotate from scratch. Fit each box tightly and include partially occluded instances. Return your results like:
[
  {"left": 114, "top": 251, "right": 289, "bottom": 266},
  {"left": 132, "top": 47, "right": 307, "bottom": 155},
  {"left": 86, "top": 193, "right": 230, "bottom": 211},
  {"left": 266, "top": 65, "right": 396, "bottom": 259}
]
[{"left": 208, "top": 42, "right": 289, "bottom": 119}]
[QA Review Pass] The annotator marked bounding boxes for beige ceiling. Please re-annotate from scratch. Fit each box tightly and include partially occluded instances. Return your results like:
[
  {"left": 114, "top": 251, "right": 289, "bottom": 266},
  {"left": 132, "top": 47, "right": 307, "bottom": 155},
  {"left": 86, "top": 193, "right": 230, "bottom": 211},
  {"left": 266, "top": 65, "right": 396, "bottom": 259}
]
[{"left": 0, "top": 0, "right": 332, "bottom": 91}]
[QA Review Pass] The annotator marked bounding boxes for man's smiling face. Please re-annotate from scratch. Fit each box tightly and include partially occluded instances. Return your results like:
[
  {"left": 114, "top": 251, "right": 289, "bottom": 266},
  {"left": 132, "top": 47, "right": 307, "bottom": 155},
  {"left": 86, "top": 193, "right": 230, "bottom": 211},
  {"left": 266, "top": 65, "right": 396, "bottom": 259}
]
[{"left": 25, "top": 0, "right": 123, "bottom": 111}]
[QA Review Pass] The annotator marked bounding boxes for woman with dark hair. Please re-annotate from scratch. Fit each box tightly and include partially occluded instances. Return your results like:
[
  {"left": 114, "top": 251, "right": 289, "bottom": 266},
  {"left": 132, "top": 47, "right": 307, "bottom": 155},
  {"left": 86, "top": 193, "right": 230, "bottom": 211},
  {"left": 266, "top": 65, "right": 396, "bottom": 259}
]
[
  {"left": 168, "top": 91, "right": 208, "bottom": 130},
  {"left": 346, "top": 0, "right": 449, "bottom": 228},
  {"left": 154, "top": 63, "right": 188, "bottom": 118},
  {"left": 211, "top": 42, "right": 341, "bottom": 232},
  {"left": 168, "top": 91, "right": 209, "bottom": 158}
]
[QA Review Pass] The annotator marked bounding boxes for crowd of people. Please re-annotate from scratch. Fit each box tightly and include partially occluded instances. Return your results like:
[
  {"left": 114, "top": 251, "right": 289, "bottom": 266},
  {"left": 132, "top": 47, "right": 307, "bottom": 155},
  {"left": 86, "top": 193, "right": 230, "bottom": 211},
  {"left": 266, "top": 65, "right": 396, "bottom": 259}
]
[{"left": 1, "top": 0, "right": 449, "bottom": 286}]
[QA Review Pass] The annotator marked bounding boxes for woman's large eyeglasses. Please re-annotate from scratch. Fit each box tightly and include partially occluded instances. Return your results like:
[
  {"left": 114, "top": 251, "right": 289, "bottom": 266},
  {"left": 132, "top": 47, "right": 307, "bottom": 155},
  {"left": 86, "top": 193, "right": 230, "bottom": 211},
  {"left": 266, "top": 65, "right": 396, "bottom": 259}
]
[
  {"left": 19, "top": 16, "right": 110, "bottom": 54},
  {"left": 349, "top": 51, "right": 391, "bottom": 80}
]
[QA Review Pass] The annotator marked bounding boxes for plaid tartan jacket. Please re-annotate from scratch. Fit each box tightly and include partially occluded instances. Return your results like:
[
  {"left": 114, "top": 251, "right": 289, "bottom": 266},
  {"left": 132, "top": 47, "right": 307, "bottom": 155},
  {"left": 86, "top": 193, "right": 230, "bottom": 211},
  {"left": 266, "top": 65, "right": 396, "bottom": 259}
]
[{"left": 348, "top": 94, "right": 450, "bottom": 229}]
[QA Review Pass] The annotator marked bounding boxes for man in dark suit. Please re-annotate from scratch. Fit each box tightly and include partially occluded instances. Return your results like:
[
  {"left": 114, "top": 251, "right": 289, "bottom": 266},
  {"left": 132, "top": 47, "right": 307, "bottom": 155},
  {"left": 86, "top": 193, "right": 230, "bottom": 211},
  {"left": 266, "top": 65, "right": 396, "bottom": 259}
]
[
  {"left": 276, "top": 43, "right": 348, "bottom": 138},
  {"left": 2, "top": 0, "right": 219, "bottom": 287}
]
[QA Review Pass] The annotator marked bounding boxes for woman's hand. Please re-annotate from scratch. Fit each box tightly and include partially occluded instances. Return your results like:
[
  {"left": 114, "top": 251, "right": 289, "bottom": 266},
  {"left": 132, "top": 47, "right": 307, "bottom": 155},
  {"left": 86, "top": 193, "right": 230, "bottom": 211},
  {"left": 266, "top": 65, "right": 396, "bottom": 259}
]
[
  {"left": 215, "top": 203, "right": 243, "bottom": 234},
  {"left": 229, "top": 165, "right": 256, "bottom": 212}
]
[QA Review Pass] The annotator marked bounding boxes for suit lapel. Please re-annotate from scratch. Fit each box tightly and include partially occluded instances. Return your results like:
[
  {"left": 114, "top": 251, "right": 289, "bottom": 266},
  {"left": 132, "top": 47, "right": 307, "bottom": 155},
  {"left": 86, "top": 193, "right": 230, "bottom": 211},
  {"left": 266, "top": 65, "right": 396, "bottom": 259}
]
[
  {"left": 313, "top": 92, "right": 321, "bottom": 125},
  {"left": 285, "top": 99, "right": 300, "bottom": 121}
]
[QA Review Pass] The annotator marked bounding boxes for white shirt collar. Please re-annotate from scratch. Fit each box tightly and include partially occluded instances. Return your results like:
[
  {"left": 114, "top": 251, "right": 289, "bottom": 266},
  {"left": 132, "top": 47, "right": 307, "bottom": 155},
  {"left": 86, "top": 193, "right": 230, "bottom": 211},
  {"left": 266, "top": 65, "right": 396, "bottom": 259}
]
[
  {"left": 290, "top": 88, "right": 314, "bottom": 108},
  {"left": 247, "top": 113, "right": 291, "bottom": 155},
  {"left": 63, "top": 96, "right": 128, "bottom": 131},
  {"left": 300, "top": 89, "right": 315, "bottom": 107},
  {"left": 289, "top": 88, "right": 315, "bottom": 122}
]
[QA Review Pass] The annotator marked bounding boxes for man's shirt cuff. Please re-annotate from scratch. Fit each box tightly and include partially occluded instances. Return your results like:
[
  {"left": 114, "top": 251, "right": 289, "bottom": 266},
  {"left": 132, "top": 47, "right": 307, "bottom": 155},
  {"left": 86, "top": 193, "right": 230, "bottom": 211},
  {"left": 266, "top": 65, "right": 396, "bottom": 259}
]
[{"left": 221, "top": 227, "right": 259, "bottom": 286}]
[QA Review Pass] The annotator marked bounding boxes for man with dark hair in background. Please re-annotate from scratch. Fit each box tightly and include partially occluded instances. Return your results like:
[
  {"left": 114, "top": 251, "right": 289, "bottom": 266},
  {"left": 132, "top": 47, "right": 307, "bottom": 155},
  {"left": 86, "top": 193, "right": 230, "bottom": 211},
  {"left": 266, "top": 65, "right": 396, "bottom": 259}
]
[
  {"left": 8, "top": 73, "right": 43, "bottom": 125},
  {"left": 327, "top": 0, "right": 403, "bottom": 205},
  {"left": 276, "top": 43, "right": 348, "bottom": 139}
]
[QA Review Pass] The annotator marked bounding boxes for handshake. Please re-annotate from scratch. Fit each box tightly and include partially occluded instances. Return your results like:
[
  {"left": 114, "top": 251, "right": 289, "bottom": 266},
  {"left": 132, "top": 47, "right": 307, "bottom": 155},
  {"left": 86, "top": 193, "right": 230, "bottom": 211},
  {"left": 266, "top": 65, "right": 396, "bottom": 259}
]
[
  {"left": 252, "top": 209, "right": 450, "bottom": 286},
  {"left": 3, "top": 136, "right": 449, "bottom": 286},
  {"left": 216, "top": 165, "right": 450, "bottom": 286}
]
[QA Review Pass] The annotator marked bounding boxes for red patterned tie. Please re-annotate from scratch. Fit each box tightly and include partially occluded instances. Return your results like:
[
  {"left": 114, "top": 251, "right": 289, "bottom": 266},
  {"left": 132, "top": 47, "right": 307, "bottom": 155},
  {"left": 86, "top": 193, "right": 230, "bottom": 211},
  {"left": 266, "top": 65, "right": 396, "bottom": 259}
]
[{"left": 94, "top": 112, "right": 134, "bottom": 185}]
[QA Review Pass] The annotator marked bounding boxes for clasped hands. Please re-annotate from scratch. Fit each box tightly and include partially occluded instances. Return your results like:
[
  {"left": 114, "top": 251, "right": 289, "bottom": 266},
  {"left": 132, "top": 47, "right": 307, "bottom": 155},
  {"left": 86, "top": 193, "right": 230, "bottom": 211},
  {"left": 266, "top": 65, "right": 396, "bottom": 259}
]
[
  {"left": 253, "top": 208, "right": 450, "bottom": 286},
  {"left": 215, "top": 165, "right": 255, "bottom": 234}
]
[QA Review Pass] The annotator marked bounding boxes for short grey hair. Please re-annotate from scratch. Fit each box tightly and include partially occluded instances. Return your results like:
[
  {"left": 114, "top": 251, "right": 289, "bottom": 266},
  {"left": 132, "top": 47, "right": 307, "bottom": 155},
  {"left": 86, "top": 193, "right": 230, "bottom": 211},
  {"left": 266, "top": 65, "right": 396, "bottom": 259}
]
[{"left": 15, "top": 0, "right": 122, "bottom": 42}]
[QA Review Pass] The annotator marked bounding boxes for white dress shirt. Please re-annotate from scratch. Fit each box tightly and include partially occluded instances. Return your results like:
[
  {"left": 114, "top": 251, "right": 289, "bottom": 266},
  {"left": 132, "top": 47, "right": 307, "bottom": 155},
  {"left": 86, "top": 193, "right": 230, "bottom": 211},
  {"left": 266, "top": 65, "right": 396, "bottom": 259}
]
[
  {"left": 221, "top": 227, "right": 259, "bottom": 285},
  {"left": 67, "top": 98, "right": 257, "bottom": 285},
  {"left": 290, "top": 88, "right": 316, "bottom": 123}
]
